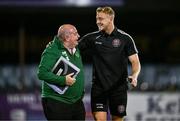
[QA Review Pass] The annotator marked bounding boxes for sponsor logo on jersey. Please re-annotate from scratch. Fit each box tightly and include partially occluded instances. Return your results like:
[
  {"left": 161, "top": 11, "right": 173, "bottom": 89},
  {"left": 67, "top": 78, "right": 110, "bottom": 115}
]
[{"left": 95, "top": 41, "right": 102, "bottom": 45}]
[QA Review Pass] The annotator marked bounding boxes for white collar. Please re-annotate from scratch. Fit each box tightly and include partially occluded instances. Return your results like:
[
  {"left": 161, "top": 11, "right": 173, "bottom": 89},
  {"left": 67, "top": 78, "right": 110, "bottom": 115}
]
[{"left": 67, "top": 48, "right": 76, "bottom": 55}]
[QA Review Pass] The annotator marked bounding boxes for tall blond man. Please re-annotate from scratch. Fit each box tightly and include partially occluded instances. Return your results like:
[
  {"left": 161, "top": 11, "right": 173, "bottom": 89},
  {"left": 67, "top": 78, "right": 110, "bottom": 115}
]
[{"left": 79, "top": 7, "right": 141, "bottom": 121}]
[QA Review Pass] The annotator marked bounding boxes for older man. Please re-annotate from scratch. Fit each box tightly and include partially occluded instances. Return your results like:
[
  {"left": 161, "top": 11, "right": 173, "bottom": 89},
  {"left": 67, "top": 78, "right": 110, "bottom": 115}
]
[{"left": 37, "top": 24, "right": 85, "bottom": 120}]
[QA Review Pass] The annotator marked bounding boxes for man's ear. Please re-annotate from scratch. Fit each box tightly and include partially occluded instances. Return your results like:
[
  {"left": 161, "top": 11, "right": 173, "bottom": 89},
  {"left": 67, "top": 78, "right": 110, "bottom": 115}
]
[
  {"left": 110, "top": 15, "right": 114, "bottom": 21},
  {"left": 65, "top": 35, "right": 71, "bottom": 42}
]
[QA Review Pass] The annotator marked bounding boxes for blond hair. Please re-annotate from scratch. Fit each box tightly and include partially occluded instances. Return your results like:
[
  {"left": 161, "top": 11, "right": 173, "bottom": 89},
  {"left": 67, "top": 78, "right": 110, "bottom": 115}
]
[{"left": 96, "top": 6, "right": 115, "bottom": 16}]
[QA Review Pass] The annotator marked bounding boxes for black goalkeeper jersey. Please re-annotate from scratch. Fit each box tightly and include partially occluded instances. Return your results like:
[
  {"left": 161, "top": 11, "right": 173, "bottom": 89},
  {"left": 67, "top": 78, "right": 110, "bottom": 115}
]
[{"left": 79, "top": 27, "right": 138, "bottom": 90}]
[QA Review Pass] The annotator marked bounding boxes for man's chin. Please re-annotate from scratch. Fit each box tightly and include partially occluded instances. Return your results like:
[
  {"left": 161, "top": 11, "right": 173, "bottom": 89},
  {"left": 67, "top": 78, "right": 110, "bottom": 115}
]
[
  {"left": 98, "top": 27, "right": 104, "bottom": 31},
  {"left": 97, "top": 26, "right": 103, "bottom": 30},
  {"left": 74, "top": 43, "right": 78, "bottom": 47}
]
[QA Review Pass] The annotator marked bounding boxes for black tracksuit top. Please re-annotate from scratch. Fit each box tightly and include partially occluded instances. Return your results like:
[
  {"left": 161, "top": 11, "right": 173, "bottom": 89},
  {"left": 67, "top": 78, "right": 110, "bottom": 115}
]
[{"left": 79, "top": 27, "right": 138, "bottom": 91}]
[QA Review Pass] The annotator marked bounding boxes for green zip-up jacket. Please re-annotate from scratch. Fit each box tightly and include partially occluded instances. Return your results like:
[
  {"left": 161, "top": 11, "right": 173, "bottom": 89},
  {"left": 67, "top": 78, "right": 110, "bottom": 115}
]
[{"left": 37, "top": 36, "right": 84, "bottom": 104}]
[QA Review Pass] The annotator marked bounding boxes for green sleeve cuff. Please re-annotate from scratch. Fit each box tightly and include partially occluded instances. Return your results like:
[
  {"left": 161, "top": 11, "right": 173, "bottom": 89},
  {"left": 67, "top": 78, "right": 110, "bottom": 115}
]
[{"left": 57, "top": 76, "right": 66, "bottom": 85}]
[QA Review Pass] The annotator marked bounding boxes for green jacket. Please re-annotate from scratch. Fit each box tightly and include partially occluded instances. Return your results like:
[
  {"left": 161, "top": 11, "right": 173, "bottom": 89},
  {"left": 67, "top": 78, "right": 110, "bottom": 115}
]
[{"left": 37, "top": 36, "right": 84, "bottom": 104}]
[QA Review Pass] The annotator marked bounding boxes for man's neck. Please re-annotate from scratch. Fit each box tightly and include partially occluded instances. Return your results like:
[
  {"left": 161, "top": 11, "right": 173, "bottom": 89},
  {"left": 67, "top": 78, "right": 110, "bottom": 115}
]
[
  {"left": 63, "top": 43, "right": 75, "bottom": 54},
  {"left": 63, "top": 42, "right": 73, "bottom": 50},
  {"left": 105, "top": 24, "right": 114, "bottom": 35},
  {"left": 63, "top": 43, "right": 69, "bottom": 49}
]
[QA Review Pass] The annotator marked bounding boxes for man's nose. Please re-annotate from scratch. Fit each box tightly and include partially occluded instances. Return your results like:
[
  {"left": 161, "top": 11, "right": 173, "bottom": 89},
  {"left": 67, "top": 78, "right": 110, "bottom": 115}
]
[
  {"left": 77, "top": 34, "right": 80, "bottom": 38},
  {"left": 96, "top": 19, "right": 100, "bottom": 24}
]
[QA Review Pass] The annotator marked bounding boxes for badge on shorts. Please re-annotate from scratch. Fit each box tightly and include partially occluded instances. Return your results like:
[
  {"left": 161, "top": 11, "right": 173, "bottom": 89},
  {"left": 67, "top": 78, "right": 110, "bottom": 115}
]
[
  {"left": 112, "top": 39, "right": 121, "bottom": 47},
  {"left": 118, "top": 105, "right": 125, "bottom": 113}
]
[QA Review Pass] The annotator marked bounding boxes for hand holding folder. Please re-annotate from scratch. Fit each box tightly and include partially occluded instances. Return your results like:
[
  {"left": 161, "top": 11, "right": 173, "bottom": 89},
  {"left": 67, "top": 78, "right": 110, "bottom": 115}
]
[{"left": 46, "top": 56, "right": 80, "bottom": 94}]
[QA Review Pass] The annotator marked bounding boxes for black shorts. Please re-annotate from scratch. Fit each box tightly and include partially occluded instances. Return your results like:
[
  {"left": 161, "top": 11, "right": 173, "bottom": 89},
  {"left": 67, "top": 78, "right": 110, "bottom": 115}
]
[
  {"left": 91, "top": 84, "right": 127, "bottom": 117},
  {"left": 42, "top": 98, "right": 85, "bottom": 120}
]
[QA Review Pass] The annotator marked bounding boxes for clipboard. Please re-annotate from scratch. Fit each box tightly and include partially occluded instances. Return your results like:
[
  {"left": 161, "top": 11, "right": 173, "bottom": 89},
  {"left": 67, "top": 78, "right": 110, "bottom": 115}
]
[{"left": 46, "top": 56, "right": 80, "bottom": 94}]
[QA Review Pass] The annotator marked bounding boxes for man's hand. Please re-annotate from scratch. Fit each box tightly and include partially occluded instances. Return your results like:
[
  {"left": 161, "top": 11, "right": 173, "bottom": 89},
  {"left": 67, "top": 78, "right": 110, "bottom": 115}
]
[
  {"left": 128, "top": 76, "right": 137, "bottom": 87},
  {"left": 65, "top": 73, "right": 76, "bottom": 86}
]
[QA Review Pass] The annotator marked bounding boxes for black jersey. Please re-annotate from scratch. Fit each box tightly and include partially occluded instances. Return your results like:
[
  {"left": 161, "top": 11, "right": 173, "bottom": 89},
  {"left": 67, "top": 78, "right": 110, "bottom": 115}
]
[{"left": 79, "top": 27, "right": 138, "bottom": 90}]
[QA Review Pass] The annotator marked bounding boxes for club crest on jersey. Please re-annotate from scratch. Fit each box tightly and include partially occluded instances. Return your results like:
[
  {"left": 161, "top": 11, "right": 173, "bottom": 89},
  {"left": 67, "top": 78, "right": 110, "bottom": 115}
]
[{"left": 112, "top": 39, "right": 121, "bottom": 47}]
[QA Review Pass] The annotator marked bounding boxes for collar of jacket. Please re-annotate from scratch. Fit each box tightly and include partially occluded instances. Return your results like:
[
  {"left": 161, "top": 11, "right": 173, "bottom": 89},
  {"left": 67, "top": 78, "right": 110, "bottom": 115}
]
[
  {"left": 100, "top": 26, "right": 118, "bottom": 36},
  {"left": 53, "top": 36, "right": 65, "bottom": 50}
]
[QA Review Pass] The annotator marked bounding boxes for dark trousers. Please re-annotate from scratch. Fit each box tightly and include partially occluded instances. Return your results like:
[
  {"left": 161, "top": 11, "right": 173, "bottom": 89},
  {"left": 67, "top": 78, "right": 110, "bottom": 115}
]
[{"left": 42, "top": 98, "right": 85, "bottom": 121}]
